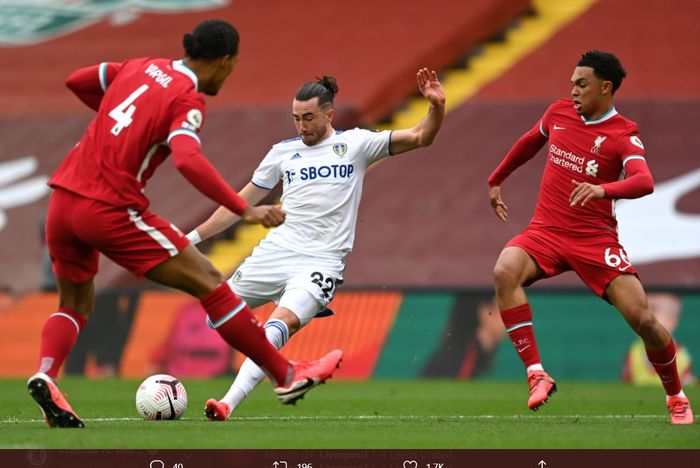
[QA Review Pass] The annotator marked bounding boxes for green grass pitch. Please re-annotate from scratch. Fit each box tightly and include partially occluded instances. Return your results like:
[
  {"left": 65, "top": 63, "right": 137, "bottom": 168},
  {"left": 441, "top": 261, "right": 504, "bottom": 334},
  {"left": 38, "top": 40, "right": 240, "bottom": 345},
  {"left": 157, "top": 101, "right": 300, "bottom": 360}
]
[{"left": 1, "top": 378, "right": 698, "bottom": 449}]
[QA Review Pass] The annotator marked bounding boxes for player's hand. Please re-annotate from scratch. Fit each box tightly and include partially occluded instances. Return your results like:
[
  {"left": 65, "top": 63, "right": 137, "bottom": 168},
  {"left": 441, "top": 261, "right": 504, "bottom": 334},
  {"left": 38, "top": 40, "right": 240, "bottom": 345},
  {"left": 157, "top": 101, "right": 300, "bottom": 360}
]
[
  {"left": 417, "top": 68, "right": 446, "bottom": 108},
  {"left": 489, "top": 185, "right": 508, "bottom": 222},
  {"left": 241, "top": 204, "right": 286, "bottom": 228},
  {"left": 569, "top": 179, "right": 605, "bottom": 207}
]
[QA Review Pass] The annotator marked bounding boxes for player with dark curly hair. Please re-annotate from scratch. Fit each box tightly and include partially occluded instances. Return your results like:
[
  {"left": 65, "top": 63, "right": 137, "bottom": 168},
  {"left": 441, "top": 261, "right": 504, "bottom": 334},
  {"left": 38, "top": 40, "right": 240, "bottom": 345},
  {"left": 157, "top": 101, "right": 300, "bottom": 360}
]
[
  {"left": 28, "top": 19, "right": 342, "bottom": 428},
  {"left": 488, "top": 50, "right": 693, "bottom": 424}
]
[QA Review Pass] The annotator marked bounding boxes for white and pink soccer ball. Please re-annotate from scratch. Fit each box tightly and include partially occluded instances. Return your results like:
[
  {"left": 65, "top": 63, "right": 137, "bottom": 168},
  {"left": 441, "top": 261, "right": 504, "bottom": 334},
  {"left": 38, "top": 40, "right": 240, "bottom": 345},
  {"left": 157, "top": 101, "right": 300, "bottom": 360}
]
[{"left": 135, "top": 374, "right": 188, "bottom": 420}]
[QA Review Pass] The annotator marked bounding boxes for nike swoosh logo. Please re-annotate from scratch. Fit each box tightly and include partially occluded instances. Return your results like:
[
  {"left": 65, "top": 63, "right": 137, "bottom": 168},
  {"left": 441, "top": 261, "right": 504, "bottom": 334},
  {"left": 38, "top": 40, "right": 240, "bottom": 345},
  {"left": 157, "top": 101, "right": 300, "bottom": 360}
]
[
  {"left": 277, "top": 378, "right": 316, "bottom": 396},
  {"left": 553, "top": 124, "right": 566, "bottom": 130},
  {"left": 517, "top": 345, "right": 531, "bottom": 353}
]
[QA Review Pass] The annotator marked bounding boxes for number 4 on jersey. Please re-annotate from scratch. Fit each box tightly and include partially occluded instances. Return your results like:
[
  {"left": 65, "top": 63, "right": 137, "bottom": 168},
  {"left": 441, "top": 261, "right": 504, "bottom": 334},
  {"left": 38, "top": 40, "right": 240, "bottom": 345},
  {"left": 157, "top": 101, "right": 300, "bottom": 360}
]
[{"left": 109, "top": 84, "right": 149, "bottom": 136}]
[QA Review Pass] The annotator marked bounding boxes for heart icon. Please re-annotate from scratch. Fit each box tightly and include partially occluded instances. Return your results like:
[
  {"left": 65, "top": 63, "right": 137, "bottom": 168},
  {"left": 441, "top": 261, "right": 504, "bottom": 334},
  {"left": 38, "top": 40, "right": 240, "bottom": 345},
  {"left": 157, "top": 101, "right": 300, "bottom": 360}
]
[{"left": 403, "top": 461, "right": 418, "bottom": 468}]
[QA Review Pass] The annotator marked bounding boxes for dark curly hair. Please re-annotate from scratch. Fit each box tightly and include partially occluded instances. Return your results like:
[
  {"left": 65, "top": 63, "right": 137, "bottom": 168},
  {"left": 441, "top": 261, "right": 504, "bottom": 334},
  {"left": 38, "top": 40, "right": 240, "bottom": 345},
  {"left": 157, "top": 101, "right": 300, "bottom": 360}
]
[
  {"left": 183, "top": 19, "right": 239, "bottom": 60},
  {"left": 577, "top": 50, "right": 627, "bottom": 95}
]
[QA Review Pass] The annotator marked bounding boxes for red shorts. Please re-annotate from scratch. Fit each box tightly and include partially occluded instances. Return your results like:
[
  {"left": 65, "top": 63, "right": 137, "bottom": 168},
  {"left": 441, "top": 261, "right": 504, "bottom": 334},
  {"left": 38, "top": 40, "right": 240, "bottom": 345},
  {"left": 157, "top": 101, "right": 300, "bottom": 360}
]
[
  {"left": 46, "top": 189, "right": 190, "bottom": 283},
  {"left": 506, "top": 225, "right": 637, "bottom": 298}
]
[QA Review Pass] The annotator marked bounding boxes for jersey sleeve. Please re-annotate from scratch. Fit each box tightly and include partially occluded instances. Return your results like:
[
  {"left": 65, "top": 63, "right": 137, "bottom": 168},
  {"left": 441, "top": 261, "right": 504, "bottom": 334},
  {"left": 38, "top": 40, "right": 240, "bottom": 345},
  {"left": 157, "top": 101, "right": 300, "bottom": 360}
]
[
  {"left": 601, "top": 129, "right": 652, "bottom": 200},
  {"left": 487, "top": 101, "right": 557, "bottom": 186},
  {"left": 97, "top": 62, "right": 124, "bottom": 92},
  {"left": 251, "top": 147, "right": 281, "bottom": 190},
  {"left": 354, "top": 128, "right": 392, "bottom": 166},
  {"left": 538, "top": 100, "right": 560, "bottom": 139},
  {"left": 65, "top": 61, "right": 124, "bottom": 111},
  {"left": 166, "top": 93, "right": 207, "bottom": 147},
  {"left": 487, "top": 121, "right": 548, "bottom": 186},
  {"left": 618, "top": 127, "right": 647, "bottom": 161}
]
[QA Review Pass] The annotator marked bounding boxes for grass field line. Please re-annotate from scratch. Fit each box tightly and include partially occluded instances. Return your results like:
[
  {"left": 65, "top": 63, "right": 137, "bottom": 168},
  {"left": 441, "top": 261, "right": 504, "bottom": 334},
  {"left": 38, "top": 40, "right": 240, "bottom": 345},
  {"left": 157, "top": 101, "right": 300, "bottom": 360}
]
[{"left": 2, "top": 414, "right": 669, "bottom": 425}]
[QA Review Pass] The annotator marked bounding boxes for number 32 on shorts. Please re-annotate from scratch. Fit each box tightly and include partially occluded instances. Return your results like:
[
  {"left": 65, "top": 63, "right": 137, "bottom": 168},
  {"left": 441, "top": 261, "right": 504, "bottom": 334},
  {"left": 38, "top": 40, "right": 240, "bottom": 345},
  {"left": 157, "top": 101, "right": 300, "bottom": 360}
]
[
  {"left": 310, "top": 271, "right": 338, "bottom": 299},
  {"left": 604, "top": 247, "right": 632, "bottom": 271}
]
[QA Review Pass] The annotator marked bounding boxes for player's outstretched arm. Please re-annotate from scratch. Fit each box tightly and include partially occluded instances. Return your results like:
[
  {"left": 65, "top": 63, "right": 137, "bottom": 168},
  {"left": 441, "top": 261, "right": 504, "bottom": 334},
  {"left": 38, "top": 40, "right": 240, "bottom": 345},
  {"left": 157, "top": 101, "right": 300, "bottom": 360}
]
[
  {"left": 388, "top": 68, "right": 446, "bottom": 155},
  {"left": 187, "top": 182, "right": 273, "bottom": 245}
]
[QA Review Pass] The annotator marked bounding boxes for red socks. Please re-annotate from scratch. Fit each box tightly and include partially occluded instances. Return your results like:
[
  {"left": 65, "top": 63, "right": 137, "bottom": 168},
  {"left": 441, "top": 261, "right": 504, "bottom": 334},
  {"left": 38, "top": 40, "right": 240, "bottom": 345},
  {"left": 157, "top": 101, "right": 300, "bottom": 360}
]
[
  {"left": 201, "top": 283, "right": 289, "bottom": 385},
  {"left": 646, "top": 340, "right": 682, "bottom": 396},
  {"left": 500, "top": 303, "right": 542, "bottom": 368},
  {"left": 38, "top": 307, "right": 87, "bottom": 379}
]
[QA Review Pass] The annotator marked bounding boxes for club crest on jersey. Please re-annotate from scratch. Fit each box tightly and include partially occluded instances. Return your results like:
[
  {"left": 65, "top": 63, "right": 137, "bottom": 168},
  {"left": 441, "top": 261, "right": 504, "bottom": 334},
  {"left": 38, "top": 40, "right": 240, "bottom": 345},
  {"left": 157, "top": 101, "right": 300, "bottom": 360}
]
[
  {"left": 332, "top": 143, "right": 348, "bottom": 157},
  {"left": 231, "top": 270, "right": 243, "bottom": 283},
  {"left": 630, "top": 136, "right": 645, "bottom": 149},
  {"left": 186, "top": 109, "right": 203, "bottom": 129},
  {"left": 591, "top": 136, "right": 607, "bottom": 154}
]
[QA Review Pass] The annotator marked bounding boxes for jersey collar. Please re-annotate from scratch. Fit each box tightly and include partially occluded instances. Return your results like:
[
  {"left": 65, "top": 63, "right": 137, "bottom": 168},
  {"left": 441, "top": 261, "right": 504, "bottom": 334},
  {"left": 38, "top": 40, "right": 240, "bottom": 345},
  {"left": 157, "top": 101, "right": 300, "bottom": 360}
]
[
  {"left": 581, "top": 106, "right": 617, "bottom": 125},
  {"left": 172, "top": 60, "right": 198, "bottom": 91}
]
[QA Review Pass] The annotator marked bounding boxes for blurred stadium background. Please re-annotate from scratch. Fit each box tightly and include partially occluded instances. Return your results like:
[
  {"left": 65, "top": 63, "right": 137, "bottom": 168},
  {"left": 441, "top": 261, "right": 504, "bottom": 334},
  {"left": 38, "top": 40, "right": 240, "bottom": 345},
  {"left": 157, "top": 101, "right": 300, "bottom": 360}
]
[{"left": 1, "top": 0, "right": 698, "bottom": 392}]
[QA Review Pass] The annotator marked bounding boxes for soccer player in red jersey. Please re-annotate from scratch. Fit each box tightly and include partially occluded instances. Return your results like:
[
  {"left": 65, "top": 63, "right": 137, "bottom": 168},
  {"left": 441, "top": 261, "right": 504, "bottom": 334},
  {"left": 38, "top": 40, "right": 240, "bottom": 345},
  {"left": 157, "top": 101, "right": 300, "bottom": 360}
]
[
  {"left": 28, "top": 19, "right": 342, "bottom": 428},
  {"left": 487, "top": 50, "right": 694, "bottom": 424}
]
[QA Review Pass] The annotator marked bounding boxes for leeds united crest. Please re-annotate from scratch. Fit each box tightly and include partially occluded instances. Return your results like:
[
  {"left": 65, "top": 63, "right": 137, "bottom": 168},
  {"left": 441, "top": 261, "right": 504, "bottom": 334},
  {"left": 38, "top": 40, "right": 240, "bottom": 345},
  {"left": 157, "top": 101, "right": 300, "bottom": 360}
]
[{"left": 332, "top": 143, "right": 348, "bottom": 157}]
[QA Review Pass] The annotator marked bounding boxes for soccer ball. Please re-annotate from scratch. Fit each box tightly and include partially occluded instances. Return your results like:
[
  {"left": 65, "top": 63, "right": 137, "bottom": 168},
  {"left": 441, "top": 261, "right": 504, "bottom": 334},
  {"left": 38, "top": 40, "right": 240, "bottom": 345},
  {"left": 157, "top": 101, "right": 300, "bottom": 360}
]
[{"left": 135, "top": 374, "right": 188, "bottom": 420}]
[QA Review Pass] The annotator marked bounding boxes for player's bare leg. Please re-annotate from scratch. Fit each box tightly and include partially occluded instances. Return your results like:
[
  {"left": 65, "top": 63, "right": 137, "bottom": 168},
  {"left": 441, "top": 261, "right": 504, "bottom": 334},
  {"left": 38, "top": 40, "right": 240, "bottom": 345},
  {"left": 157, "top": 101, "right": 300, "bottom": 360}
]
[
  {"left": 144, "top": 244, "right": 223, "bottom": 298},
  {"left": 607, "top": 275, "right": 694, "bottom": 424},
  {"left": 494, "top": 247, "right": 556, "bottom": 411},
  {"left": 28, "top": 278, "right": 94, "bottom": 428},
  {"left": 606, "top": 275, "right": 670, "bottom": 349},
  {"left": 493, "top": 247, "right": 539, "bottom": 310}
]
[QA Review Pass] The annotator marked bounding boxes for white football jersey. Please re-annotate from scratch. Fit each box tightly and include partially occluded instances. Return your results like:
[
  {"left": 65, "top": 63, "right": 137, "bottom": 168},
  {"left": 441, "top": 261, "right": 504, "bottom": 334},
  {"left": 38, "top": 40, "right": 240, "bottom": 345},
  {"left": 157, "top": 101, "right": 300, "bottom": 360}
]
[{"left": 251, "top": 128, "right": 392, "bottom": 258}]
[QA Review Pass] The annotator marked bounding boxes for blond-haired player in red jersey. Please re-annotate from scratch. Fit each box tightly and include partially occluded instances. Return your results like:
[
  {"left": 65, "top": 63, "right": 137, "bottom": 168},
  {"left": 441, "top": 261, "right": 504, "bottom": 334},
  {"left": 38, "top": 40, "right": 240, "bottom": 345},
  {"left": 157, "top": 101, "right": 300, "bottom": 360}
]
[
  {"left": 488, "top": 50, "right": 694, "bottom": 424},
  {"left": 28, "top": 19, "right": 341, "bottom": 428}
]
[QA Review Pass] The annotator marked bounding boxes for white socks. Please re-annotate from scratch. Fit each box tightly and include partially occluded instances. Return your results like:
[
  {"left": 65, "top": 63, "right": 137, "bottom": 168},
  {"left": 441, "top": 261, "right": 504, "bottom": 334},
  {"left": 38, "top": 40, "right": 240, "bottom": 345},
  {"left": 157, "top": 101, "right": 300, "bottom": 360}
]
[{"left": 220, "top": 319, "right": 289, "bottom": 410}]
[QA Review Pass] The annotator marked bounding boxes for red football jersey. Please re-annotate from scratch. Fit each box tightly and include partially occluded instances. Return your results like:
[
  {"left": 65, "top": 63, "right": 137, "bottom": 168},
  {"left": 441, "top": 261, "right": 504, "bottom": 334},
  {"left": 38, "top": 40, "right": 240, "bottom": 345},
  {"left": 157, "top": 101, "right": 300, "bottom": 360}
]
[
  {"left": 49, "top": 58, "right": 205, "bottom": 211},
  {"left": 534, "top": 98, "right": 647, "bottom": 234}
]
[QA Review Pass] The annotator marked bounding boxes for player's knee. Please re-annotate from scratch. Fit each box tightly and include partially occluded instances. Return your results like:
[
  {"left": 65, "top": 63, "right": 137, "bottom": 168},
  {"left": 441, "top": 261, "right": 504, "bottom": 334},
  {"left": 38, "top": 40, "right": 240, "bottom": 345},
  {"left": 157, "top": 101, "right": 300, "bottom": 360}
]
[
  {"left": 186, "top": 266, "right": 224, "bottom": 298},
  {"left": 629, "top": 308, "right": 657, "bottom": 337},
  {"left": 195, "top": 255, "right": 223, "bottom": 284},
  {"left": 493, "top": 263, "right": 518, "bottom": 290},
  {"left": 205, "top": 264, "right": 224, "bottom": 284}
]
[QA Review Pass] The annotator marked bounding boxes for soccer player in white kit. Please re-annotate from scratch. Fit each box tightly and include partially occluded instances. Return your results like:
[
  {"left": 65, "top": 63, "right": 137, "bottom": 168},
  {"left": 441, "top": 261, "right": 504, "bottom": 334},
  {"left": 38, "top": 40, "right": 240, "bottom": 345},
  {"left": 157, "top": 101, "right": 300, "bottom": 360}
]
[{"left": 187, "top": 68, "right": 445, "bottom": 420}]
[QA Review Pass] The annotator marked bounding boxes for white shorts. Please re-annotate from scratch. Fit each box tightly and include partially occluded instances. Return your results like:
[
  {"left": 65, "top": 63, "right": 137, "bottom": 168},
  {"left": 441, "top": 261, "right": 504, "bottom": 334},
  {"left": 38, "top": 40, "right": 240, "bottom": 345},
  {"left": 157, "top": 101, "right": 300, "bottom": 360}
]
[{"left": 227, "top": 240, "right": 345, "bottom": 325}]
